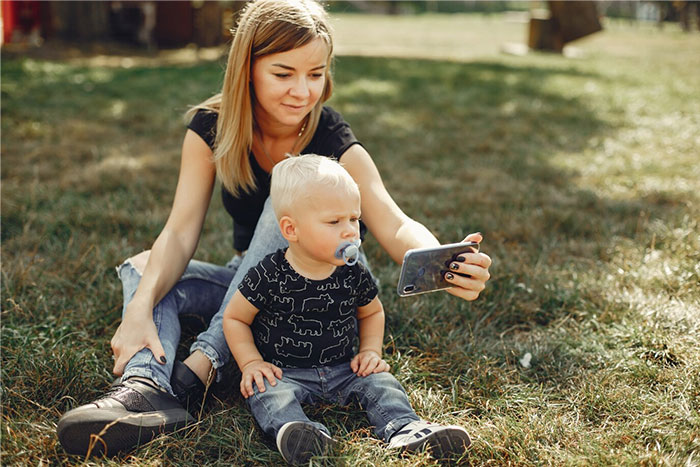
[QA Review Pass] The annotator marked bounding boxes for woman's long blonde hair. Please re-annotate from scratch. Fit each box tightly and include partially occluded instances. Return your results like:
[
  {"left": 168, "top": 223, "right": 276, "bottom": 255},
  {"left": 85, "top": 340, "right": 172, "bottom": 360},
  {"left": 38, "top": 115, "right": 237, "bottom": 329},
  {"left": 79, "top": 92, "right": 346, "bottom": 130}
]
[{"left": 187, "top": 0, "right": 334, "bottom": 197}]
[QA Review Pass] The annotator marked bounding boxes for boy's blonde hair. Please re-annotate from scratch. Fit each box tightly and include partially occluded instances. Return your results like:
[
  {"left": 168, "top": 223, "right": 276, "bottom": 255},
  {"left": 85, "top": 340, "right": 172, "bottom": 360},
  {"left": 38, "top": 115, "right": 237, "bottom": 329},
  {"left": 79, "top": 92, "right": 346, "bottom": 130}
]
[
  {"left": 270, "top": 154, "right": 359, "bottom": 219},
  {"left": 186, "top": 0, "right": 334, "bottom": 197}
]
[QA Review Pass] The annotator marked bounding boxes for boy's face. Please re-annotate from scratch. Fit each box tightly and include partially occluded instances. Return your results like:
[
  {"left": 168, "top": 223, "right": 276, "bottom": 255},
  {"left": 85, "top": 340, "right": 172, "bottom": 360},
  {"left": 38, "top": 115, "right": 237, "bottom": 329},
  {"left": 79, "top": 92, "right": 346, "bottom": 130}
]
[{"left": 292, "top": 185, "right": 361, "bottom": 266}]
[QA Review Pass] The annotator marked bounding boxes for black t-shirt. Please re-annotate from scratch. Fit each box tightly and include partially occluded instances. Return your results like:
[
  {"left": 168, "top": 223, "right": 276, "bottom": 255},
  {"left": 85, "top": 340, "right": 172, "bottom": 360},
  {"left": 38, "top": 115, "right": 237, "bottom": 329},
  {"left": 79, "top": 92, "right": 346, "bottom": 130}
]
[
  {"left": 188, "top": 106, "right": 364, "bottom": 251},
  {"left": 237, "top": 249, "right": 378, "bottom": 368}
]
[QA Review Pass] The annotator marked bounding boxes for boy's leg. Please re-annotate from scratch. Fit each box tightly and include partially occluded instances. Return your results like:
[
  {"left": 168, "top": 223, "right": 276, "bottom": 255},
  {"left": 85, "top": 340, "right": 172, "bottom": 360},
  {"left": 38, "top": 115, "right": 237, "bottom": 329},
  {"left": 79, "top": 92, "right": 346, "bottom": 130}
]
[
  {"left": 328, "top": 364, "right": 419, "bottom": 441},
  {"left": 56, "top": 257, "right": 236, "bottom": 456},
  {"left": 247, "top": 368, "right": 335, "bottom": 464},
  {"left": 329, "top": 363, "right": 470, "bottom": 457}
]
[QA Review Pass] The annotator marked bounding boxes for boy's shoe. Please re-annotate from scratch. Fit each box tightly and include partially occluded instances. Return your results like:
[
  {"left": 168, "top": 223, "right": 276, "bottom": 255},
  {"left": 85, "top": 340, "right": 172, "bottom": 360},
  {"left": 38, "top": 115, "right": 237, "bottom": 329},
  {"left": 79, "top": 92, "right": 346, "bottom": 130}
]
[
  {"left": 276, "top": 421, "right": 336, "bottom": 465},
  {"left": 57, "top": 378, "right": 194, "bottom": 457},
  {"left": 388, "top": 420, "right": 471, "bottom": 458},
  {"left": 170, "top": 360, "right": 207, "bottom": 416}
]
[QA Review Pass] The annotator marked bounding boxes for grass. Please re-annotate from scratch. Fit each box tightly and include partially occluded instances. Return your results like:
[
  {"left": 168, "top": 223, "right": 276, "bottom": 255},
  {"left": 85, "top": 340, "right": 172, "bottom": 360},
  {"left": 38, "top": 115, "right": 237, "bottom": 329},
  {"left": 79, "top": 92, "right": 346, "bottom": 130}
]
[{"left": 2, "top": 13, "right": 699, "bottom": 466}]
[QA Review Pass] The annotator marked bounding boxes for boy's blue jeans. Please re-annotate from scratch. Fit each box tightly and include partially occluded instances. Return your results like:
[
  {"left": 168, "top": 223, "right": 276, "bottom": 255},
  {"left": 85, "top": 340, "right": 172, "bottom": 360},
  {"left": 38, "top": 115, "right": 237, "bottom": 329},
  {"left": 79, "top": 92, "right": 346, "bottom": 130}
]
[
  {"left": 247, "top": 363, "right": 420, "bottom": 442},
  {"left": 116, "top": 198, "right": 369, "bottom": 395}
]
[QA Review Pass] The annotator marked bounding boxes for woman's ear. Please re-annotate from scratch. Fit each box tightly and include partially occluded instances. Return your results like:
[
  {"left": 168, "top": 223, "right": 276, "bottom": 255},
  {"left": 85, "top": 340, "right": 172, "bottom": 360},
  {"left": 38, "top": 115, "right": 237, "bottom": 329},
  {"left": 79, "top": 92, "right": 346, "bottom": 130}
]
[{"left": 279, "top": 216, "right": 298, "bottom": 243}]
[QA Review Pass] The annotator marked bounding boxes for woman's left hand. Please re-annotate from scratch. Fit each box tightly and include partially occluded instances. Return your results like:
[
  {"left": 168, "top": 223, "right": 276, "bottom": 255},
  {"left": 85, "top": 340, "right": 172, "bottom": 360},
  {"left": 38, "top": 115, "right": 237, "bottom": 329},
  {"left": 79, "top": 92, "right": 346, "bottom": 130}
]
[{"left": 444, "top": 232, "right": 492, "bottom": 301}]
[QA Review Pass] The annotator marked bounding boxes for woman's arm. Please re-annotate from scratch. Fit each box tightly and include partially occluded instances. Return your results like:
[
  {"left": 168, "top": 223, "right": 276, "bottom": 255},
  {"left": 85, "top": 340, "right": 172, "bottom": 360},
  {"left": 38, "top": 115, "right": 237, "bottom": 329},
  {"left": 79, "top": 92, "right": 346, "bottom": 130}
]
[
  {"left": 340, "top": 144, "right": 491, "bottom": 302},
  {"left": 111, "top": 129, "right": 217, "bottom": 375}
]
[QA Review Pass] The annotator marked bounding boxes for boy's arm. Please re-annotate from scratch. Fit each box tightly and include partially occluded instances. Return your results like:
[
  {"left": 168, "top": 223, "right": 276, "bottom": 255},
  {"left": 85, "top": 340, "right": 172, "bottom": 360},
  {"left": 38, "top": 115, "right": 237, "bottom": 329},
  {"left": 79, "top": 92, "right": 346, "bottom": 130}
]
[
  {"left": 223, "top": 290, "right": 282, "bottom": 397},
  {"left": 351, "top": 296, "right": 390, "bottom": 377}
]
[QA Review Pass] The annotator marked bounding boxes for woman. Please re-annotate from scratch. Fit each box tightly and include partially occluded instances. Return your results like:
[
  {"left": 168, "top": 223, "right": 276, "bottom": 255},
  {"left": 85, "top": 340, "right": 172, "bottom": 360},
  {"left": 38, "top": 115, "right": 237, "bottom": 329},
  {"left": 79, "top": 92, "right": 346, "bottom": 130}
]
[{"left": 57, "top": 0, "right": 491, "bottom": 457}]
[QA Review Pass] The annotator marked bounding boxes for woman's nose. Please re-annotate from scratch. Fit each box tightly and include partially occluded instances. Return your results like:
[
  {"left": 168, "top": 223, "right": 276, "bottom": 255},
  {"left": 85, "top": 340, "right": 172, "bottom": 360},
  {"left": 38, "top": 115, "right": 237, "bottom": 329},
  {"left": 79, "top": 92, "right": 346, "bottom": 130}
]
[{"left": 289, "top": 77, "right": 310, "bottom": 98}]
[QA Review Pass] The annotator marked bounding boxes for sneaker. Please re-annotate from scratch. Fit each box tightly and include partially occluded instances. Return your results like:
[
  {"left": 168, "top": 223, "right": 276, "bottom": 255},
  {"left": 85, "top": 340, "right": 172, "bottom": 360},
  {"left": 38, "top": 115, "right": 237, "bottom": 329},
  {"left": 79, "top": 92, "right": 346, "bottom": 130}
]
[
  {"left": 388, "top": 420, "right": 471, "bottom": 458},
  {"left": 57, "top": 378, "right": 194, "bottom": 456},
  {"left": 276, "top": 421, "right": 336, "bottom": 465},
  {"left": 170, "top": 361, "right": 207, "bottom": 416}
]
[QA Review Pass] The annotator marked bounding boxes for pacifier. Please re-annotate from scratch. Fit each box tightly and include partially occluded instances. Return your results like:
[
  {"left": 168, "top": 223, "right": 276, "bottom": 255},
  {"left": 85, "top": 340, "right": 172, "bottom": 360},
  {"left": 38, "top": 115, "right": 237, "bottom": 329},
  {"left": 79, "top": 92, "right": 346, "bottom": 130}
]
[{"left": 334, "top": 239, "right": 361, "bottom": 266}]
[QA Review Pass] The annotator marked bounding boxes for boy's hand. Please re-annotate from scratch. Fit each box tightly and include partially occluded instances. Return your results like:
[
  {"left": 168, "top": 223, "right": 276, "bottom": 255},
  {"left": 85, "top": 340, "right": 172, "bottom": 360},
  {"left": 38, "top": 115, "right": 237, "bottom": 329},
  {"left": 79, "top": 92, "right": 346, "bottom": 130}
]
[
  {"left": 351, "top": 350, "right": 390, "bottom": 377},
  {"left": 240, "top": 360, "right": 283, "bottom": 398}
]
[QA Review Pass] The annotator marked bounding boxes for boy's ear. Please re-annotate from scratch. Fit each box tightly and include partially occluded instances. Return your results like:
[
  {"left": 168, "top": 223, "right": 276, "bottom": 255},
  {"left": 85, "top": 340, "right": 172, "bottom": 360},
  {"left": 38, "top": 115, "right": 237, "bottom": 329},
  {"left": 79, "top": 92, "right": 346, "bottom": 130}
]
[{"left": 279, "top": 216, "right": 298, "bottom": 242}]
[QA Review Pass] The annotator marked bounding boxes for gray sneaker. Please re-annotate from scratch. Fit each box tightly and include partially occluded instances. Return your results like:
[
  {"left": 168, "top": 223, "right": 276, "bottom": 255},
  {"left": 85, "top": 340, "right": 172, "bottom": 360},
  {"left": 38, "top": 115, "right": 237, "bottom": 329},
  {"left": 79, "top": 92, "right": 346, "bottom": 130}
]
[
  {"left": 276, "top": 421, "right": 336, "bottom": 465},
  {"left": 57, "top": 378, "right": 194, "bottom": 456},
  {"left": 388, "top": 420, "right": 471, "bottom": 458}
]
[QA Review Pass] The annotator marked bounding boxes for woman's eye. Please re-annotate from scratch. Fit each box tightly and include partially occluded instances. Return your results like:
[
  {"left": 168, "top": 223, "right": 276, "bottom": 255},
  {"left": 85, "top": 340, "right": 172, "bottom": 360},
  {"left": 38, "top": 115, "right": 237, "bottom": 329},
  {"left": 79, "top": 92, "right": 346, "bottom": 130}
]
[
  {"left": 274, "top": 73, "right": 291, "bottom": 78},
  {"left": 310, "top": 73, "right": 323, "bottom": 79}
]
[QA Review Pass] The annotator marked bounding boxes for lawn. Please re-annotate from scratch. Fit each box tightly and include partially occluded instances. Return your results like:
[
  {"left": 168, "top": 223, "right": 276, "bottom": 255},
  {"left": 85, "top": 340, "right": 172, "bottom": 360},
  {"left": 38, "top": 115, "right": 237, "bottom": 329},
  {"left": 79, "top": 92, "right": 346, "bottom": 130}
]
[{"left": 2, "top": 13, "right": 699, "bottom": 466}]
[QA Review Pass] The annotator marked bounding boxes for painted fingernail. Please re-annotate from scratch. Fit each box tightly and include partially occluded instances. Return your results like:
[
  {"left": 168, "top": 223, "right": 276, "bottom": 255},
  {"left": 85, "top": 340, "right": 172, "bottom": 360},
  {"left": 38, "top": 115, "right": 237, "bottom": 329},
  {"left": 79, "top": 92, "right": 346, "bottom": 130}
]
[
  {"left": 450, "top": 262, "right": 460, "bottom": 270},
  {"left": 160, "top": 356, "right": 167, "bottom": 364},
  {"left": 457, "top": 256, "right": 466, "bottom": 262},
  {"left": 446, "top": 272, "right": 454, "bottom": 280}
]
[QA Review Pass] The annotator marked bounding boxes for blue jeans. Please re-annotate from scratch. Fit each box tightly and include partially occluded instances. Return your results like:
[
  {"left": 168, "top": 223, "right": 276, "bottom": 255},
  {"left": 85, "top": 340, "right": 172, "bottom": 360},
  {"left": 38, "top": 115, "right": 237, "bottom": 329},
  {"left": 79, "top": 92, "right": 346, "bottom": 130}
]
[
  {"left": 247, "top": 363, "right": 420, "bottom": 442},
  {"left": 117, "top": 198, "right": 369, "bottom": 395}
]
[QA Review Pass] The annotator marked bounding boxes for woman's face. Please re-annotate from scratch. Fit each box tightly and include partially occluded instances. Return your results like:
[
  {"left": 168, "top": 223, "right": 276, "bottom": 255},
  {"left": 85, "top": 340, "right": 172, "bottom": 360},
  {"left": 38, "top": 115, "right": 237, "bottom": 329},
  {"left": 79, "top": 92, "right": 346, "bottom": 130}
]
[{"left": 251, "top": 37, "right": 329, "bottom": 131}]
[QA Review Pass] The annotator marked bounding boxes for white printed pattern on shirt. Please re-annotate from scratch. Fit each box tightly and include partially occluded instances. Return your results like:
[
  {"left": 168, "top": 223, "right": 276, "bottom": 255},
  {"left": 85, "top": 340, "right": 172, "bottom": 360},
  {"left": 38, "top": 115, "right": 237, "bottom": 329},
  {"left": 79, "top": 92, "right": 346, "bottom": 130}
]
[{"left": 243, "top": 251, "right": 376, "bottom": 367}]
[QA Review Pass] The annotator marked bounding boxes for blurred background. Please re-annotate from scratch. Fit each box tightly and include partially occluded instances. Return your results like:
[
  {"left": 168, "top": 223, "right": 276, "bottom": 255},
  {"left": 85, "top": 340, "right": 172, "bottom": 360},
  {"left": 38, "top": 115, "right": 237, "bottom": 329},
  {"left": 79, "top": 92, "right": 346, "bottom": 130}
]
[{"left": 2, "top": 1, "right": 698, "bottom": 52}]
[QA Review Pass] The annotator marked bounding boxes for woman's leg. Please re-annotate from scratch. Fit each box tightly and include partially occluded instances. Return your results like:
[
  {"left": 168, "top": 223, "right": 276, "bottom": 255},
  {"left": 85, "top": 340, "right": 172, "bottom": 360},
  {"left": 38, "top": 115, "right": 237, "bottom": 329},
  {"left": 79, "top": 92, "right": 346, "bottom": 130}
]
[
  {"left": 191, "top": 197, "right": 288, "bottom": 378},
  {"left": 117, "top": 254, "right": 238, "bottom": 394},
  {"left": 56, "top": 255, "right": 238, "bottom": 456}
]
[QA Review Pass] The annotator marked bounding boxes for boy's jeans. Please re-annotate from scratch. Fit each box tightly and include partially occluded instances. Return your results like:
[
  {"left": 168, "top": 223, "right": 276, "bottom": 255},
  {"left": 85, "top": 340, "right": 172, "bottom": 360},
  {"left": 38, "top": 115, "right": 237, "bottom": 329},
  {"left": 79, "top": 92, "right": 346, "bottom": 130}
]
[
  {"left": 247, "top": 363, "right": 420, "bottom": 442},
  {"left": 116, "top": 198, "right": 369, "bottom": 395}
]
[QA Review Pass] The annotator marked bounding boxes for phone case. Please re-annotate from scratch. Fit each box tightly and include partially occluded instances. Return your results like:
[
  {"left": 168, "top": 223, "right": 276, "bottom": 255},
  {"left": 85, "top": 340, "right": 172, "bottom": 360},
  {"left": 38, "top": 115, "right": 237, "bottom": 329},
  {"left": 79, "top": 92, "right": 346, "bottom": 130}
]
[{"left": 397, "top": 242, "right": 479, "bottom": 297}]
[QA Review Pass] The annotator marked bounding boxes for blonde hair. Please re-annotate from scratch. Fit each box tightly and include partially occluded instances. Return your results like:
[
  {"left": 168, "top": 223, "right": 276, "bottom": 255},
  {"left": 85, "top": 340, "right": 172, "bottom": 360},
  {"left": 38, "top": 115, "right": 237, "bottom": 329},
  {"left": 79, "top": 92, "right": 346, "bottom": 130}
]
[
  {"left": 270, "top": 154, "right": 359, "bottom": 219},
  {"left": 187, "top": 0, "right": 334, "bottom": 197}
]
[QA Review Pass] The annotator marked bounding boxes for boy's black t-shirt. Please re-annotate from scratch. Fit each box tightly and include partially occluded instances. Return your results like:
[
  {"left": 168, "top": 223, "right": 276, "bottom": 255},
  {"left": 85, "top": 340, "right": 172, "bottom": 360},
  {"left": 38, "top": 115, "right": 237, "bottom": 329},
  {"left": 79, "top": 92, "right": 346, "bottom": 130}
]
[
  {"left": 187, "top": 106, "right": 364, "bottom": 252},
  {"left": 237, "top": 249, "right": 379, "bottom": 369}
]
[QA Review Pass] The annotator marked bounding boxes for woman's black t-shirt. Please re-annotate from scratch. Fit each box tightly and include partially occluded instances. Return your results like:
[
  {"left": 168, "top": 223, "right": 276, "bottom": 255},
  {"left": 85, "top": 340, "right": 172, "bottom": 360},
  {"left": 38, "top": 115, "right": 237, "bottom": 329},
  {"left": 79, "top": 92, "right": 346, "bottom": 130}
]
[{"left": 188, "top": 106, "right": 364, "bottom": 252}]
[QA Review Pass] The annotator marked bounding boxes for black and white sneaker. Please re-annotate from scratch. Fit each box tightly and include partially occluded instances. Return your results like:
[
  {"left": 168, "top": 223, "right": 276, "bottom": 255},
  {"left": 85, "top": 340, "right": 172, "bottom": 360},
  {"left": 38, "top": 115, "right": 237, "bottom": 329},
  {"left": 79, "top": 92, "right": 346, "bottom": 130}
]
[
  {"left": 276, "top": 421, "right": 336, "bottom": 465},
  {"left": 57, "top": 378, "right": 194, "bottom": 456},
  {"left": 388, "top": 420, "right": 471, "bottom": 458}
]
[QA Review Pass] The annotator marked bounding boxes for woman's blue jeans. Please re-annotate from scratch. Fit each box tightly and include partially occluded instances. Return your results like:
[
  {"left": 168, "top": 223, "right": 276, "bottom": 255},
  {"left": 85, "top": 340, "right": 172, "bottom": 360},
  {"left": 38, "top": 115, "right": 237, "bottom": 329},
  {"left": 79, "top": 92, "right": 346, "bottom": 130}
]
[
  {"left": 116, "top": 198, "right": 369, "bottom": 395},
  {"left": 247, "top": 363, "right": 420, "bottom": 442}
]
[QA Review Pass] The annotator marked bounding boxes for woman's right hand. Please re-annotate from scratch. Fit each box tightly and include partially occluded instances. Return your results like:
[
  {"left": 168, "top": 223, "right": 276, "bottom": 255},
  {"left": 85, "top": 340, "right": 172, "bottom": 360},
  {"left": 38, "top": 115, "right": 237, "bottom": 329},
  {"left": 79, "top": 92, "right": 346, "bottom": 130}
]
[{"left": 110, "top": 301, "right": 166, "bottom": 376}]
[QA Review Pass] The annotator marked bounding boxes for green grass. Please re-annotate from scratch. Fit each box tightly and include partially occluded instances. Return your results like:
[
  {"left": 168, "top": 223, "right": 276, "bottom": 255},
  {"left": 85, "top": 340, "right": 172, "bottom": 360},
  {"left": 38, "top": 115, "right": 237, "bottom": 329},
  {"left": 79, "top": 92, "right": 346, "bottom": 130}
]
[{"left": 2, "top": 14, "right": 699, "bottom": 465}]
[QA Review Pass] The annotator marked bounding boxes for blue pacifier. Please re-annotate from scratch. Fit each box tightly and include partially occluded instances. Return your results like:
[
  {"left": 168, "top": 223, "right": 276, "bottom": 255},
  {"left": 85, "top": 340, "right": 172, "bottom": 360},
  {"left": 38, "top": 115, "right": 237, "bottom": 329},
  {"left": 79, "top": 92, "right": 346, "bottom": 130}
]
[{"left": 334, "top": 239, "right": 361, "bottom": 266}]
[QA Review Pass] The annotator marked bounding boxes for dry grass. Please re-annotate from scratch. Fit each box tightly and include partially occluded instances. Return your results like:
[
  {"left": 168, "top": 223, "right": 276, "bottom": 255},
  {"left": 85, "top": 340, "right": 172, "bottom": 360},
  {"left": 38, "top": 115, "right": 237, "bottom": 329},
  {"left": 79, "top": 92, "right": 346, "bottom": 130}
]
[{"left": 2, "top": 13, "right": 699, "bottom": 466}]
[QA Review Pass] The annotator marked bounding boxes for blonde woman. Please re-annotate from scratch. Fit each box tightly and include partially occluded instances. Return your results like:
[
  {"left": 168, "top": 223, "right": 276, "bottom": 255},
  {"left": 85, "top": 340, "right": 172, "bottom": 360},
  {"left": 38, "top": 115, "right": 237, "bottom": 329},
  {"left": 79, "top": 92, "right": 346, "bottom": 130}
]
[{"left": 57, "top": 0, "right": 491, "bottom": 457}]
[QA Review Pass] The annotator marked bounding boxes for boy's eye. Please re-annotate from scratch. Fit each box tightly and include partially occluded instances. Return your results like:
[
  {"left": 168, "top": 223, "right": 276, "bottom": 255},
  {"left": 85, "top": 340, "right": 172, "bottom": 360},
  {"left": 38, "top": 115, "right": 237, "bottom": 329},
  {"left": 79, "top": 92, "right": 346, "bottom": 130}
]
[{"left": 350, "top": 217, "right": 359, "bottom": 223}]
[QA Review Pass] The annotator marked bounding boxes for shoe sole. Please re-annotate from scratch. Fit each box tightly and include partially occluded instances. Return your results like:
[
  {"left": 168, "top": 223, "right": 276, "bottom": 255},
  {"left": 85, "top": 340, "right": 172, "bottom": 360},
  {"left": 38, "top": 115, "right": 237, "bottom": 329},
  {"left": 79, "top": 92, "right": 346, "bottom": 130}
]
[
  {"left": 57, "top": 407, "right": 193, "bottom": 456},
  {"left": 403, "top": 427, "right": 471, "bottom": 458},
  {"left": 277, "top": 422, "right": 335, "bottom": 465}
]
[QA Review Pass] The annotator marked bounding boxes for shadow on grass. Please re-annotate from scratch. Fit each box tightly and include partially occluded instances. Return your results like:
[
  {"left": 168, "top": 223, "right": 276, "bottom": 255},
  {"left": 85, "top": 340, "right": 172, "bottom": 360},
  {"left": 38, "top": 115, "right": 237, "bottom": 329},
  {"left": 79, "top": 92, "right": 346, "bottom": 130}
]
[{"left": 1, "top": 52, "right": 696, "bottom": 463}]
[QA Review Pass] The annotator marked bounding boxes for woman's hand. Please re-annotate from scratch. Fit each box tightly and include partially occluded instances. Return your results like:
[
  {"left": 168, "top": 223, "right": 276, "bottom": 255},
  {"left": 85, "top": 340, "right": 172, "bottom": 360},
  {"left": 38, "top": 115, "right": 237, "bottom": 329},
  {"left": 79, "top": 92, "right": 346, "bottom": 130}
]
[
  {"left": 110, "top": 300, "right": 167, "bottom": 376},
  {"left": 240, "top": 360, "right": 283, "bottom": 398},
  {"left": 351, "top": 350, "right": 390, "bottom": 377},
  {"left": 444, "top": 232, "right": 492, "bottom": 301}
]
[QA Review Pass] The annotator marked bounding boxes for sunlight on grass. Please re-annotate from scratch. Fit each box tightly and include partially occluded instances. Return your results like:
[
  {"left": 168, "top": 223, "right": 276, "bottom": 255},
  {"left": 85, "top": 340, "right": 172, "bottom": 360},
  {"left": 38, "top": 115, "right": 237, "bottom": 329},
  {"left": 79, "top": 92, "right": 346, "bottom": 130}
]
[{"left": 2, "top": 12, "right": 699, "bottom": 466}]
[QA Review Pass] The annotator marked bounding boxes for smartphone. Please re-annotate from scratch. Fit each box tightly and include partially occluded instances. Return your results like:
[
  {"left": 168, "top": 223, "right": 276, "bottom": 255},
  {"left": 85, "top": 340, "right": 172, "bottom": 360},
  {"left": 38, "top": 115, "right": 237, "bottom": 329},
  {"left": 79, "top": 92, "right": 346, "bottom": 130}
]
[{"left": 397, "top": 242, "right": 479, "bottom": 297}]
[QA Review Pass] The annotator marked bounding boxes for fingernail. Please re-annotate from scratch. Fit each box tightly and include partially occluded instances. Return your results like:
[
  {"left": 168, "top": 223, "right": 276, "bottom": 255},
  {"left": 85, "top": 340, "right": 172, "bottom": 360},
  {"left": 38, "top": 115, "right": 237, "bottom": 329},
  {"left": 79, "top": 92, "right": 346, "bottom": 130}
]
[
  {"left": 160, "top": 356, "right": 167, "bottom": 364},
  {"left": 446, "top": 272, "right": 454, "bottom": 280},
  {"left": 456, "top": 256, "right": 466, "bottom": 262},
  {"left": 450, "top": 262, "right": 459, "bottom": 270}
]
